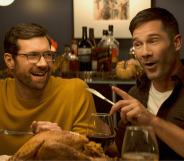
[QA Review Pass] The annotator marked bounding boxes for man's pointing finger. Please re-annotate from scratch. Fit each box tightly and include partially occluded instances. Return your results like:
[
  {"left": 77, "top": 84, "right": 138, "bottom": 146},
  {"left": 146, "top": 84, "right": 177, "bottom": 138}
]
[{"left": 111, "top": 86, "right": 134, "bottom": 100}]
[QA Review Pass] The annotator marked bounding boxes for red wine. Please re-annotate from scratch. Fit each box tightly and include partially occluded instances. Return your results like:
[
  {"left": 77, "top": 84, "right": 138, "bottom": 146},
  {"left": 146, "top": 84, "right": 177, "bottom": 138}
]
[{"left": 86, "top": 133, "right": 115, "bottom": 151}]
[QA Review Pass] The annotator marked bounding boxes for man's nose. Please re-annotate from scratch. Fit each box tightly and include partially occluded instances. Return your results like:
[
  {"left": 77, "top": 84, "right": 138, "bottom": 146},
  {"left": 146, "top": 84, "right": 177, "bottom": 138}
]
[
  {"left": 142, "top": 44, "right": 152, "bottom": 58},
  {"left": 36, "top": 55, "right": 48, "bottom": 67}
]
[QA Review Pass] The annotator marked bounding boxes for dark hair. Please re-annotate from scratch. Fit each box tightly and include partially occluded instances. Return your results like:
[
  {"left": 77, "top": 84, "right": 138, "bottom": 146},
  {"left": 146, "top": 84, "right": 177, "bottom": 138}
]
[
  {"left": 4, "top": 23, "right": 51, "bottom": 58},
  {"left": 129, "top": 7, "right": 179, "bottom": 40}
]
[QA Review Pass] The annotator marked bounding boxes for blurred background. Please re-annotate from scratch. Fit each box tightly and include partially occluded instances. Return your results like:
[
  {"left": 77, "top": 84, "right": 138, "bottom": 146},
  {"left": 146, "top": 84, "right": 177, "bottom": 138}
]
[{"left": 0, "top": 0, "right": 184, "bottom": 71}]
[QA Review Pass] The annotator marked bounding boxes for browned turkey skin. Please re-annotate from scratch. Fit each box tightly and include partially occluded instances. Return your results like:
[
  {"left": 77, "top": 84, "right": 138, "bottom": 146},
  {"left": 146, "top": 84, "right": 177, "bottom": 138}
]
[{"left": 8, "top": 130, "right": 120, "bottom": 161}]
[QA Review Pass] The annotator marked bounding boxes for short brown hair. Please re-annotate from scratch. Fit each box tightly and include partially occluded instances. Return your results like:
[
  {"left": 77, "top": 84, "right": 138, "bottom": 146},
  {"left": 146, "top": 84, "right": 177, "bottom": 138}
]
[
  {"left": 4, "top": 23, "right": 51, "bottom": 58},
  {"left": 129, "top": 7, "right": 179, "bottom": 40}
]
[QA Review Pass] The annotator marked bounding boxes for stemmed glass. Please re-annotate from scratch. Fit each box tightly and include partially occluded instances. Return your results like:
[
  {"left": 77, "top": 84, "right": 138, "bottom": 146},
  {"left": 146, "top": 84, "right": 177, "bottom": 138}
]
[
  {"left": 121, "top": 126, "right": 159, "bottom": 161},
  {"left": 86, "top": 113, "right": 115, "bottom": 152}
]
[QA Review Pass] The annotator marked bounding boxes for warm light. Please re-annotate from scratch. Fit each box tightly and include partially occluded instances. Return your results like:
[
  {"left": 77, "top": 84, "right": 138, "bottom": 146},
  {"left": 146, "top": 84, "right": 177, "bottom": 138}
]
[{"left": 0, "top": 0, "right": 14, "bottom": 6}]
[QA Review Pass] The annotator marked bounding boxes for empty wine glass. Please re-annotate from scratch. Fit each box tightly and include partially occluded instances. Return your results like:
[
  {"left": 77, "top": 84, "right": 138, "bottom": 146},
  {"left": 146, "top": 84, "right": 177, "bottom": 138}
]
[
  {"left": 121, "top": 126, "right": 159, "bottom": 161},
  {"left": 86, "top": 113, "right": 115, "bottom": 152}
]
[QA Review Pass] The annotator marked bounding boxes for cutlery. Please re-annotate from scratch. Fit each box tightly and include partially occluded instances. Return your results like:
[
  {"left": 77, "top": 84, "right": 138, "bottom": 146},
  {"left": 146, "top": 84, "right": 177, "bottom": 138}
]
[
  {"left": 0, "top": 129, "right": 34, "bottom": 135},
  {"left": 86, "top": 88, "right": 115, "bottom": 105}
]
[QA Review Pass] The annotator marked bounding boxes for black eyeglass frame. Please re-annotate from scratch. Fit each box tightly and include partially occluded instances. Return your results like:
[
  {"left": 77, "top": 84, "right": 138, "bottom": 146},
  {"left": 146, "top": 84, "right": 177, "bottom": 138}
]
[{"left": 11, "top": 51, "right": 57, "bottom": 64}]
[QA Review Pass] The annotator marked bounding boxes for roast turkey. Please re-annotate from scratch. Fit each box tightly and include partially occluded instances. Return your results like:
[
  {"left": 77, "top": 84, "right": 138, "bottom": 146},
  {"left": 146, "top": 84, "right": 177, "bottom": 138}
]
[
  {"left": 8, "top": 130, "right": 91, "bottom": 160},
  {"left": 8, "top": 130, "right": 117, "bottom": 160}
]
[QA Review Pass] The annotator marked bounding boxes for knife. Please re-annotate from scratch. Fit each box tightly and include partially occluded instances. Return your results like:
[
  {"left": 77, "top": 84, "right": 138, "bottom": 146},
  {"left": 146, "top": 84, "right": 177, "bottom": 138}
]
[{"left": 0, "top": 129, "right": 34, "bottom": 135}]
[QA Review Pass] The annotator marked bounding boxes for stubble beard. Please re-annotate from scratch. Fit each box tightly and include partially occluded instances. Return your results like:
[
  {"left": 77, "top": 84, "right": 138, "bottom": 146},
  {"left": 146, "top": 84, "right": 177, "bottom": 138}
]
[
  {"left": 14, "top": 64, "right": 50, "bottom": 90},
  {"left": 141, "top": 44, "right": 176, "bottom": 81}
]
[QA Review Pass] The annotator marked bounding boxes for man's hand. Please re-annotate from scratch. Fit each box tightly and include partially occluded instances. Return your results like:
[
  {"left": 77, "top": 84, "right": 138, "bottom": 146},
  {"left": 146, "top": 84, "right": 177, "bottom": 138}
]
[
  {"left": 30, "top": 121, "right": 62, "bottom": 134},
  {"left": 110, "top": 86, "right": 155, "bottom": 125}
]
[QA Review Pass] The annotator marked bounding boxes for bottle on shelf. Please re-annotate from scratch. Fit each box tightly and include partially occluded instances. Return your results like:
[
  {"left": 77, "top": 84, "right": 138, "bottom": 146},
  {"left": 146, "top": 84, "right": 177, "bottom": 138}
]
[
  {"left": 69, "top": 40, "right": 79, "bottom": 72},
  {"left": 109, "top": 25, "right": 119, "bottom": 47},
  {"left": 96, "top": 30, "right": 112, "bottom": 71},
  {"left": 97, "top": 30, "right": 108, "bottom": 48},
  {"left": 60, "top": 45, "right": 70, "bottom": 74},
  {"left": 108, "top": 25, "right": 119, "bottom": 72},
  {"left": 71, "top": 40, "right": 78, "bottom": 56},
  {"left": 89, "top": 28, "right": 97, "bottom": 71},
  {"left": 78, "top": 26, "right": 92, "bottom": 71}
]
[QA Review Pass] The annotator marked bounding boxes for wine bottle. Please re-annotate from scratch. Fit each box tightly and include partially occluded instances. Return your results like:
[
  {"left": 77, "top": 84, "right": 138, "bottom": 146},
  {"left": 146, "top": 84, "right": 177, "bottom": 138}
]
[
  {"left": 89, "top": 28, "right": 97, "bottom": 71},
  {"left": 108, "top": 25, "right": 119, "bottom": 72},
  {"left": 78, "top": 26, "right": 92, "bottom": 71}
]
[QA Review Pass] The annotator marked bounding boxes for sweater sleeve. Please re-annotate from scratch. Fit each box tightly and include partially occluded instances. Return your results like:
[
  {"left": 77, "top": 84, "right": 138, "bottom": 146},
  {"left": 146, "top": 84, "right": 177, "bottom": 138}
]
[{"left": 71, "top": 79, "right": 97, "bottom": 136}]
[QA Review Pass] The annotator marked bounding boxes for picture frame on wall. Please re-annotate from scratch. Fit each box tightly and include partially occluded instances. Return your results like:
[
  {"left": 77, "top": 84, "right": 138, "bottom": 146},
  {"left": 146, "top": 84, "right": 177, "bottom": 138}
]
[{"left": 73, "top": 0, "right": 151, "bottom": 39}]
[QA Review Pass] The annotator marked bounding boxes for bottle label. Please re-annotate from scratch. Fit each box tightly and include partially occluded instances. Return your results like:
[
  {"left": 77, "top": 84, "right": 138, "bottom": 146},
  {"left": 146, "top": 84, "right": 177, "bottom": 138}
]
[
  {"left": 97, "top": 48, "right": 109, "bottom": 60},
  {"left": 78, "top": 48, "right": 91, "bottom": 55},
  {"left": 78, "top": 48, "right": 91, "bottom": 63},
  {"left": 112, "top": 48, "right": 118, "bottom": 59},
  {"left": 111, "top": 48, "right": 118, "bottom": 70}
]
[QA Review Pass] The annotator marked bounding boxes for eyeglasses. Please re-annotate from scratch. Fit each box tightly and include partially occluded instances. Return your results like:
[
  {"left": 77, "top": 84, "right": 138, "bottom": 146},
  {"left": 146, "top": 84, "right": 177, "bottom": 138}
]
[{"left": 12, "top": 51, "right": 57, "bottom": 64}]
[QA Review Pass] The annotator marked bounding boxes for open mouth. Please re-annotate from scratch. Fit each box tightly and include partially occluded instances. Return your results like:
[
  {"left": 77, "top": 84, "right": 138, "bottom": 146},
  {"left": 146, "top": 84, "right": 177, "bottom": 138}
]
[
  {"left": 31, "top": 72, "right": 46, "bottom": 77},
  {"left": 145, "top": 63, "right": 155, "bottom": 66}
]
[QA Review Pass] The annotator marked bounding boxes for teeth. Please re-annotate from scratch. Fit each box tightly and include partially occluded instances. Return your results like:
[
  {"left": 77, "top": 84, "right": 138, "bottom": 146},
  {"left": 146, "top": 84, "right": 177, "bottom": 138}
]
[{"left": 32, "top": 72, "right": 45, "bottom": 76}]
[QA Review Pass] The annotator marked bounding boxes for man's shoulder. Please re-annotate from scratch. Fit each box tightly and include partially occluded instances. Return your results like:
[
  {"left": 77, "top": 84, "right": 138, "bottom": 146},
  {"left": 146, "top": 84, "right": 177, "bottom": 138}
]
[
  {"left": 51, "top": 76, "right": 85, "bottom": 84},
  {"left": 50, "top": 76, "right": 88, "bottom": 89},
  {"left": 0, "top": 77, "right": 15, "bottom": 86}
]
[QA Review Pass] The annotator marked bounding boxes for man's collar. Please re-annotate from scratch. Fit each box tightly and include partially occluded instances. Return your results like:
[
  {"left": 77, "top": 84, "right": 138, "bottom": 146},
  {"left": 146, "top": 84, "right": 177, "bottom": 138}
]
[
  {"left": 136, "top": 72, "right": 149, "bottom": 88},
  {"left": 136, "top": 66, "right": 184, "bottom": 88},
  {"left": 171, "top": 65, "right": 184, "bottom": 85}
]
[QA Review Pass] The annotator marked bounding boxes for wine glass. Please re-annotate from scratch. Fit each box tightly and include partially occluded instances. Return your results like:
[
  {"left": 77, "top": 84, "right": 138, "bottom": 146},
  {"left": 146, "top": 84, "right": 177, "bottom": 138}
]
[
  {"left": 121, "top": 126, "right": 159, "bottom": 161},
  {"left": 86, "top": 113, "right": 115, "bottom": 152}
]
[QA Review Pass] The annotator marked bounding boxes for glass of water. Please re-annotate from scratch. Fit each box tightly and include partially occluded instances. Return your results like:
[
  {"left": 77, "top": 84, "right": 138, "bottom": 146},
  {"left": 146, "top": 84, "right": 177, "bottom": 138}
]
[{"left": 121, "top": 126, "right": 159, "bottom": 161}]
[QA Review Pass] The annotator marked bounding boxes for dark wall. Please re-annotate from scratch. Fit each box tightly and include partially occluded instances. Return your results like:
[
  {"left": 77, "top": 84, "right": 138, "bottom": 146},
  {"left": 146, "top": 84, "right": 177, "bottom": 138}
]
[
  {"left": 1, "top": 0, "right": 184, "bottom": 70},
  {"left": 0, "top": 0, "right": 74, "bottom": 70}
]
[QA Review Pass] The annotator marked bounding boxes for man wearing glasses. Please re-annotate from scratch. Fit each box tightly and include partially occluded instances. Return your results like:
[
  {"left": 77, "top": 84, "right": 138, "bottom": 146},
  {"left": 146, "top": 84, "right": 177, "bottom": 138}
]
[{"left": 0, "top": 23, "right": 96, "bottom": 155}]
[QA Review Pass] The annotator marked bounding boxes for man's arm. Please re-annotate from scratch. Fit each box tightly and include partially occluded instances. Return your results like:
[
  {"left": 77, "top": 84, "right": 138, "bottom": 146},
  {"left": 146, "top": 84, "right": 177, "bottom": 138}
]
[
  {"left": 106, "top": 141, "right": 121, "bottom": 158},
  {"left": 110, "top": 86, "right": 184, "bottom": 158},
  {"left": 150, "top": 117, "right": 184, "bottom": 157}
]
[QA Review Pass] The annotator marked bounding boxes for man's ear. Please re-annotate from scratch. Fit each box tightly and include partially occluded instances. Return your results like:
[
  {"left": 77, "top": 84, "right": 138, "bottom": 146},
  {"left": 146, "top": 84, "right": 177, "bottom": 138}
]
[
  {"left": 174, "top": 34, "right": 182, "bottom": 51},
  {"left": 4, "top": 53, "right": 15, "bottom": 70}
]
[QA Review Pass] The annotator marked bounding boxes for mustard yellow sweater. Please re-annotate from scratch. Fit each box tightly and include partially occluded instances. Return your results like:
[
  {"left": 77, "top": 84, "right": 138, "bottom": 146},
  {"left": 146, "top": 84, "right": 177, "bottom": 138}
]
[{"left": 0, "top": 76, "right": 96, "bottom": 155}]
